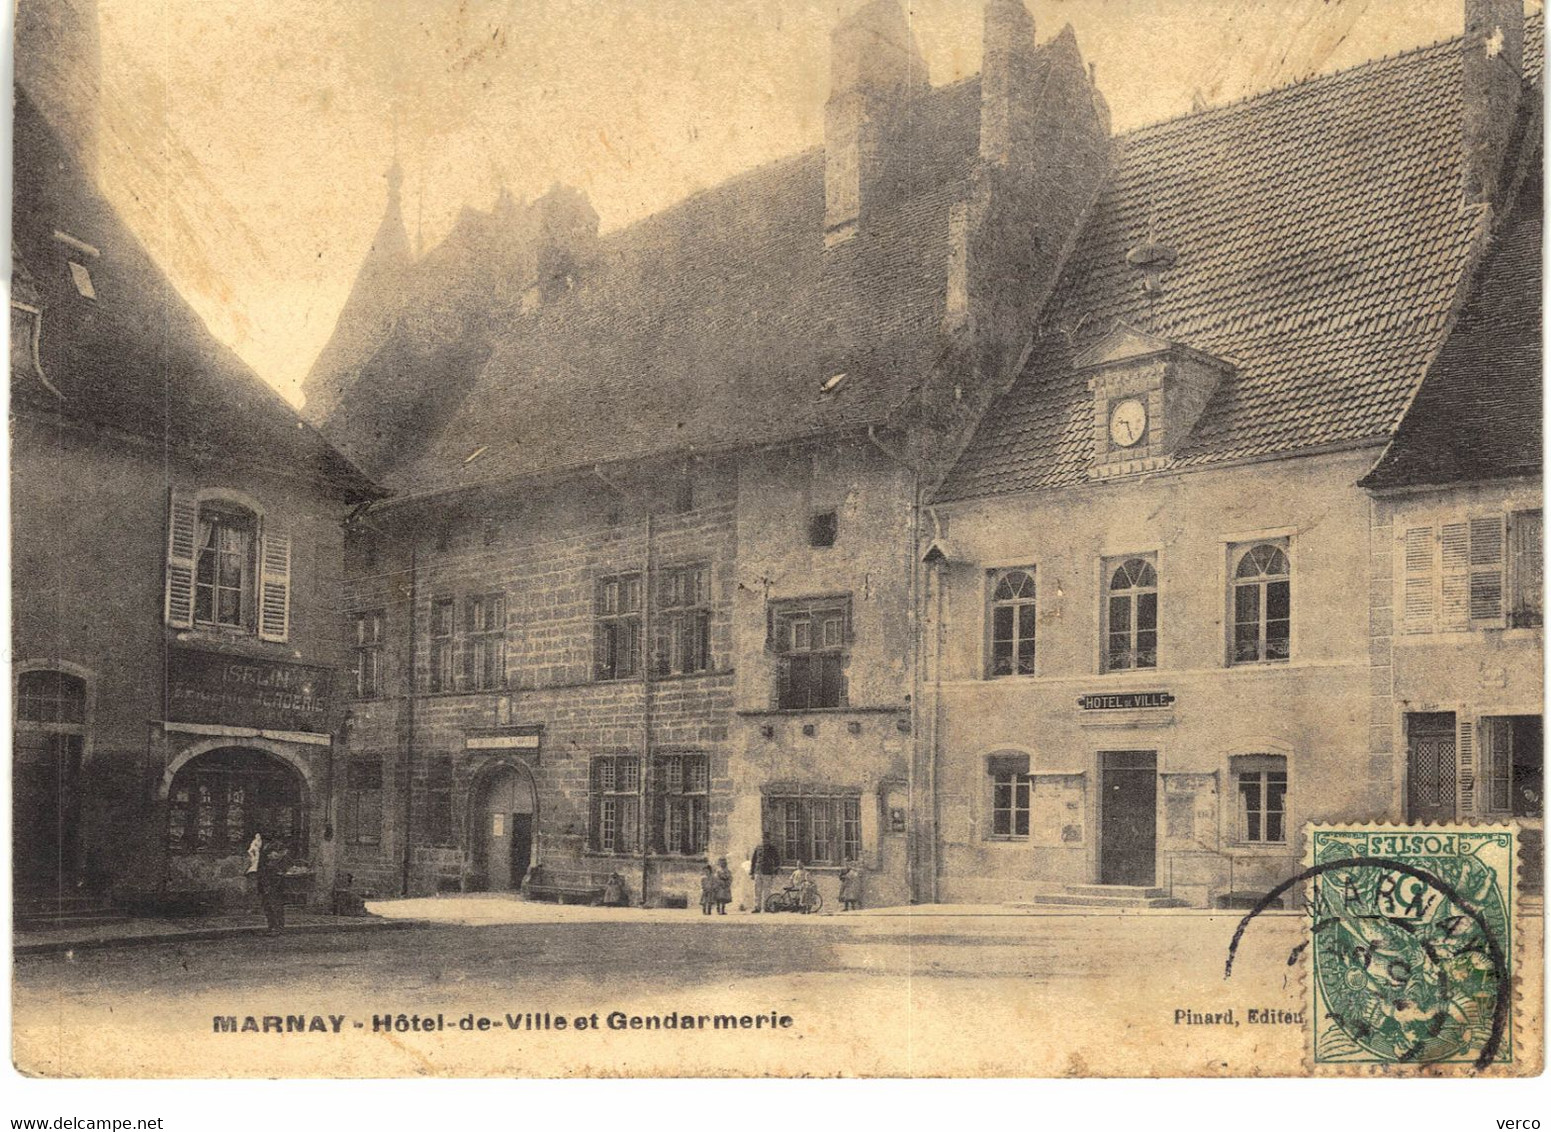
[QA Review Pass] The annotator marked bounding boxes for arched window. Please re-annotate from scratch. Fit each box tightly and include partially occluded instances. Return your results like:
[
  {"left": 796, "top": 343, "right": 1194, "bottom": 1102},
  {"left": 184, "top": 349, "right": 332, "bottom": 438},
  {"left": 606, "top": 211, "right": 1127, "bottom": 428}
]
[
  {"left": 195, "top": 502, "right": 257, "bottom": 629},
  {"left": 16, "top": 669, "right": 86, "bottom": 725},
  {"left": 1232, "top": 543, "right": 1290, "bottom": 664},
  {"left": 989, "top": 569, "right": 1037, "bottom": 677},
  {"left": 1105, "top": 557, "right": 1158, "bottom": 671},
  {"left": 166, "top": 747, "right": 305, "bottom": 854}
]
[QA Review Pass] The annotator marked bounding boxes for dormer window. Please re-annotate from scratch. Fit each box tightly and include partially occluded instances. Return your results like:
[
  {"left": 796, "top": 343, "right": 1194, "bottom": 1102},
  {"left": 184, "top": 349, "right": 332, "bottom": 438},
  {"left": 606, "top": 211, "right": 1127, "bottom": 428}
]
[{"left": 1079, "top": 323, "right": 1233, "bottom": 478}]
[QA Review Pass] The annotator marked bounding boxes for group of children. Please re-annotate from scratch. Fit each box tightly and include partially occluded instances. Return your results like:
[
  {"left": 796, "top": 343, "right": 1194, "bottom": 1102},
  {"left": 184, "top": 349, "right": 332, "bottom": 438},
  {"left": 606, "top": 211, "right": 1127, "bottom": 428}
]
[
  {"left": 701, "top": 858, "right": 864, "bottom": 913},
  {"left": 699, "top": 857, "right": 733, "bottom": 914}
]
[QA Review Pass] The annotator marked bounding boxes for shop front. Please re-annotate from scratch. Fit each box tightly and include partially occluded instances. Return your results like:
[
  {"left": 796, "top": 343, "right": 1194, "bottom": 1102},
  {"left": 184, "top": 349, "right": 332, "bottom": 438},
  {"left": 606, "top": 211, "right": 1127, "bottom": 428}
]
[{"left": 155, "top": 646, "right": 337, "bottom": 909}]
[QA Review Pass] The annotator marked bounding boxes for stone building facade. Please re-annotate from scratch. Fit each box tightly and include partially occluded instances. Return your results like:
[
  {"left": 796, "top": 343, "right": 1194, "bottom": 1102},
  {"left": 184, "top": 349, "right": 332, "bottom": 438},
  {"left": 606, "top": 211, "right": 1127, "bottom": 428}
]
[
  {"left": 314, "top": 0, "right": 1111, "bottom": 908},
  {"left": 922, "top": 0, "right": 1542, "bottom": 907},
  {"left": 11, "top": 23, "right": 378, "bottom": 915}
]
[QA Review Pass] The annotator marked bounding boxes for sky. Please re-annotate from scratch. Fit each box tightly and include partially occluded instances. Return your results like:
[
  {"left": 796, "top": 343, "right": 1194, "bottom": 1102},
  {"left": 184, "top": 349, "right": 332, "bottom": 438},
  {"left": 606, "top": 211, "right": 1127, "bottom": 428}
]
[{"left": 82, "top": 0, "right": 1535, "bottom": 407}]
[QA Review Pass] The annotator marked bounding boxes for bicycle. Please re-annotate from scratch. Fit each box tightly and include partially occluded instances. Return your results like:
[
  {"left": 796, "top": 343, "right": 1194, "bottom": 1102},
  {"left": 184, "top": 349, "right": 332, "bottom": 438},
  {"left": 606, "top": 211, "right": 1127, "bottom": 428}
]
[{"left": 764, "top": 883, "right": 823, "bottom": 914}]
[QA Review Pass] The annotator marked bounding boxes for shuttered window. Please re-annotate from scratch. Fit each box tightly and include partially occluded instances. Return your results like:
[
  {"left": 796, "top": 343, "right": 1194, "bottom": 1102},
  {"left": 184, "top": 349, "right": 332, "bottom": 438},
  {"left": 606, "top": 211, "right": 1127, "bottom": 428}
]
[
  {"left": 165, "top": 491, "right": 290, "bottom": 641},
  {"left": 1401, "top": 516, "right": 1508, "bottom": 633}
]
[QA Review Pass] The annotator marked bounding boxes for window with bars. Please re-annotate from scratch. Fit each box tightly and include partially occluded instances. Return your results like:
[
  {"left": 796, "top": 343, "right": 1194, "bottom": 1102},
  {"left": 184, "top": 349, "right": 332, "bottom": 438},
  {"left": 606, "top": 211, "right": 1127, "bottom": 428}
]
[
  {"left": 763, "top": 793, "right": 862, "bottom": 866},
  {"left": 595, "top": 575, "right": 643, "bottom": 680},
  {"left": 429, "top": 598, "right": 456, "bottom": 692},
  {"left": 425, "top": 756, "right": 455, "bottom": 847},
  {"left": 1232, "top": 754, "right": 1287, "bottom": 844},
  {"left": 771, "top": 598, "right": 849, "bottom": 709},
  {"left": 988, "top": 568, "right": 1037, "bottom": 677},
  {"left": 589, "top": 755, "right": 641, "bottom": 853},
  {"left": 1401, "top": 515, "right": 1516, "bottom": 633},
  {"left": 349, "top": 610, "right": 385, "bottom": 699},
  {"left": 1104, "top": 557, "right": 1158, "bottom": 672},
  {"left": 346, "top": 756, "right": 383, "bottom": 846},
  {"left": 1231, "top": 542, "right": 1290, "bottom": 664},
  {"left": 652, "top": 753, "right": 709, "bottom": 854},
  {"left": 464, "top": 593, "right": 506, "bottom": 691},
  {"left": 654, "top": 565, "right": 712, "bottom": 676},
  {"left": 987, "top": 753, "right": 1030, "bottom": 838}
]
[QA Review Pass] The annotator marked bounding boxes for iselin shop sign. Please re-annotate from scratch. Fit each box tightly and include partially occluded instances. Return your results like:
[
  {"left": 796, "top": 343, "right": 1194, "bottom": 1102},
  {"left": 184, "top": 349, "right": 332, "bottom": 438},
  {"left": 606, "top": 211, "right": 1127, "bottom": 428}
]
[{"left": 166, "top": 646, "right": 334, "bottom": 734}]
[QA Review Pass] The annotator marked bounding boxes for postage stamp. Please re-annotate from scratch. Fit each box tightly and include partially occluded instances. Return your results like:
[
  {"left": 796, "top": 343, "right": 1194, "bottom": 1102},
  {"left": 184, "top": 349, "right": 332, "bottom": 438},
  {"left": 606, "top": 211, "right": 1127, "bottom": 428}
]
[{"left": 1305, "top": 825, "right": 1516, "bottom": 1071}]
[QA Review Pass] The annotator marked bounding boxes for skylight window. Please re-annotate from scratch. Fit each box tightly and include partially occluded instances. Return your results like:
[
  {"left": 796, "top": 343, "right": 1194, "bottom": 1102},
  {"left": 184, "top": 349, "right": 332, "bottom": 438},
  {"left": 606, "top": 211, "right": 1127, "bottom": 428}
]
[{"left": 68, "top": 262, "right": 96, "bottom": 300}]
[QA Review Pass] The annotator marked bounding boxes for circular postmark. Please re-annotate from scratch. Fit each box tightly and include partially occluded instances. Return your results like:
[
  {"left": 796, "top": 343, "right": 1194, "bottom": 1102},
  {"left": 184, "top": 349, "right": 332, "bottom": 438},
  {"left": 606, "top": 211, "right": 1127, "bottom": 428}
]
[{"left": 1224, "top": 853, "right": 1510, "bottom": 1070}]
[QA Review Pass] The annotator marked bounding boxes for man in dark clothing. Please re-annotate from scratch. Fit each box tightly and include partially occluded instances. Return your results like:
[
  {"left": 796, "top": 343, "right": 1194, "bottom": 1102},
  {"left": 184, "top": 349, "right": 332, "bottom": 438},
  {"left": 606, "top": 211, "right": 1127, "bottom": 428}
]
[
  {"left": 750, "top": 834, "right": 781, "bottom": 913},
  {"left": 256, "top": 835, "right": 290, "bottom": 935}
]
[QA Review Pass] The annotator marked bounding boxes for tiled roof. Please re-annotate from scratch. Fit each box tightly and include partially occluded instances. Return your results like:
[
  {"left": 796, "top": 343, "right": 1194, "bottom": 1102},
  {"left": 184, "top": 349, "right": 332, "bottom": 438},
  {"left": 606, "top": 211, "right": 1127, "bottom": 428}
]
[
  {"left": 936, "top": 23, "right": 1540, "bottom": 503},
  {"left": 11, "top": 89, "right": 381, "bottom": 502},
  {"left": 1361, "top": 159, "right": 1542, "bottom": 490},
  {"left": 374, "top": 76, "right": 982, "bottom": 494}
]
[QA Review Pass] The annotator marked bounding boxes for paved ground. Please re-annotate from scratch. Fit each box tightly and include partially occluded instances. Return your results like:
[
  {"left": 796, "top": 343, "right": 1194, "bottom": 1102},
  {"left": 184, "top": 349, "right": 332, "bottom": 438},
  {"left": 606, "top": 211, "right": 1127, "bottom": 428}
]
[{"left": 13, "top": 896, "right": 1541, "bottom": 1078}]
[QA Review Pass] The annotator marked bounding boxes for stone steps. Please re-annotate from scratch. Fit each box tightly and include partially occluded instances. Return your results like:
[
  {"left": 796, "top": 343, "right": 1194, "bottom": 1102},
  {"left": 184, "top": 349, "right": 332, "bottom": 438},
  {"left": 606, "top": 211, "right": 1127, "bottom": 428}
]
[{"left": 1026, "top": 883, "right": 1189, "bottom": 910}]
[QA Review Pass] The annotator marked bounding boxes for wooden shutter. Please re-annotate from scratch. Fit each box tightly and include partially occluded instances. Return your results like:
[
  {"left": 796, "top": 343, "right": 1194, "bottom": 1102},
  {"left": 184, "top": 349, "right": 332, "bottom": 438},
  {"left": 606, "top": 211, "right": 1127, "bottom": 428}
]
[
  {"left": 257, "top": 529, "right": 292, "bottom": 641},
  {"left": 164, "top": 489, "right": 199, "bottom": 628},
  {"left": 1511, "top": 510, "right": 1544, "bottom": 626},
  {"left": 1401, "top": 526, "right": 1436, "bottom": 634},
  {"left": 1440, "top": 521, "right": 1471, "bottom": 630},
  {"left": 1467, "top": 516, "right": 1505, "bottom": 624},
  {"left": 1457, "top": 718, "right": 1475, "bottom": 816}
]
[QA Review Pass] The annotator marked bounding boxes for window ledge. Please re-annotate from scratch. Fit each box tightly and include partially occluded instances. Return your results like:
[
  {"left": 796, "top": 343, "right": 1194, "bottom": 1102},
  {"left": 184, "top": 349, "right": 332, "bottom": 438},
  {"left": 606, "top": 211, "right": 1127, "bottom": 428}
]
[
  {"left": 737, "top": 705, "right": 906, "bottom": 717},
  {"left": 984, "top": 836, "right": 1030, "bottom": 843},
  {"left": 1224, "top": 842, "right": 1291, "bottom": 854}
]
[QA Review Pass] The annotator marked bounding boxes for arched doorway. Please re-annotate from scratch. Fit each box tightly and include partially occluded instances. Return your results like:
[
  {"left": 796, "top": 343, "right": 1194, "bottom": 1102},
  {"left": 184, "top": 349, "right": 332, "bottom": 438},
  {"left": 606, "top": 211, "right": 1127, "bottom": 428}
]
[
  {"left": 165, "top": 748, "right": 307, "bottom": 897},
  {"left": 472, "top": 763, "right": 535, "bottom": 891}
]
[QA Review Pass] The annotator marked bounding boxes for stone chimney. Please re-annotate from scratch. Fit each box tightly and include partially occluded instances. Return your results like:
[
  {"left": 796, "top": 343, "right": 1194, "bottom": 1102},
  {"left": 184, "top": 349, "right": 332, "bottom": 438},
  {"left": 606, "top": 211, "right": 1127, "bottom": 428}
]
[
  {"left": 823, "top": 0, "right": 927, "bottom": 246},
  {"left": 1461, "top": 0, "right": 1525, "bottom": 205},
  {"left": 952, "top": 11, "right": 1111, "bottom": 380},
  {"left": 529, "top": 184, "right": 599, "bottom": 304},
  {"left": 979, "top": 0, "right": 1039, "bottom": 168}
]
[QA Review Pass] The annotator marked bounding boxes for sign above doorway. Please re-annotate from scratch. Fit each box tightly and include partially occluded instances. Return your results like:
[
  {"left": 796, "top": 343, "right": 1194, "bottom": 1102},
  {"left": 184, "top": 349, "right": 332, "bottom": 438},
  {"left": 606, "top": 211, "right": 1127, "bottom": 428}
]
[{"left": 1077, "top": 691, "right": 1175, "bottom": 711}]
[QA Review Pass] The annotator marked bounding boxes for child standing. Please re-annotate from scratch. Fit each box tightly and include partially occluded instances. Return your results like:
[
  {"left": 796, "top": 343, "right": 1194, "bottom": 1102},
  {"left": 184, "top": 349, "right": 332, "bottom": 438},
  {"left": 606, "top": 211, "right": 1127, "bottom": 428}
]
[
  {"left": 712, "top": 857, "right": 733, "bottom": 915},
  {"left": 699, "top": 863, "right": 716, "bottom": 915},
  {"left": 839, "top": 864, "right": 863, "bottom": 911},
  {"left": 789, "top": 864, "right": 813, "bottom": 913}
]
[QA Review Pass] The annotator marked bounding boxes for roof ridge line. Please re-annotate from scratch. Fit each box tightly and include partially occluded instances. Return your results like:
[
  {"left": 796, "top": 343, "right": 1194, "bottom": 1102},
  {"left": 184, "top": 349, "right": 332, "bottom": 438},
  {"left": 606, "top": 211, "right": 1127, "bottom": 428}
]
[{"left": 1117, "top": 31, "right": 1467, "bottom": 141}]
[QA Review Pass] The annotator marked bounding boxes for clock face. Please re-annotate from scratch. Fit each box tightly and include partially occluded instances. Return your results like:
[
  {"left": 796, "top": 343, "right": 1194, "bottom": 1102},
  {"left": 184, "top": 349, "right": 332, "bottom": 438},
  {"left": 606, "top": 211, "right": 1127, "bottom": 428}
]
[{"left": 1109, "top": 398, "right": 1148, "bottom": 448}]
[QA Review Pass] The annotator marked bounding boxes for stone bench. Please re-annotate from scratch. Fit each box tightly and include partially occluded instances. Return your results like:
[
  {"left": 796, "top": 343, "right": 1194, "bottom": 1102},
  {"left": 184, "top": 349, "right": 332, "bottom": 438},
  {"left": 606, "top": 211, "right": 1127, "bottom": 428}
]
[{"left": 524, "top": 866, "right": 615, "bottom": 905}]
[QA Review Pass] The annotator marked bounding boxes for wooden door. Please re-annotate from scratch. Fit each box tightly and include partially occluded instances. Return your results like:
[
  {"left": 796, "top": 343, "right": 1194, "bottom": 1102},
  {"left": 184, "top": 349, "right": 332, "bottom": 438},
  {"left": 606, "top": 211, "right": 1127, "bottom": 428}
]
[
  {"left": 1407, "top": 715, "right": 1457, "bottom": 823},
  {"left": 1100, "top": 751, "right": 1157, "bottom": 886},
  {"left": 477, "top": 766, "right": 536, "bottom": 892}
]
